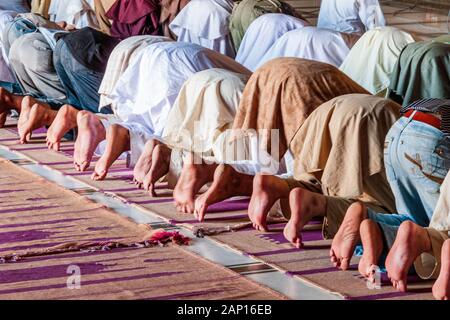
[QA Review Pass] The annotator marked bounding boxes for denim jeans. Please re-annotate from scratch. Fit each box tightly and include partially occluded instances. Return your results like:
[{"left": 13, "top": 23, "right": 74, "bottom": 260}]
[
  {"left": 53, "top": 40, "right": 110, "bottom": 114},
  {"left": 2, "top": 17, "right": 36, "bottom": 56},
  {"left": 368, "top": 114, "right": 450, "bottom": 249}
]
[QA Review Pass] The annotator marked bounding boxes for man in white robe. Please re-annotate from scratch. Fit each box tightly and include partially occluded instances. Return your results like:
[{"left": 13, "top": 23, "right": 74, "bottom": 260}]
[
  {"left": 317, "top": 0, "right": 385, "bottom": 35},
  {"left": 255, "top": 26, "right": 357, "bottom": 70},
  {"left": 235, "top": 13, "right": 308, "bottom": 71},
  {"left": 82, "top": 41, "right": 249, "bottom": 181},
  {"left": 169, "top": 0, "right": 236, "bottom": 58},
  {"left": 48, "top": 0, "right": 99, "bottom": 29}
]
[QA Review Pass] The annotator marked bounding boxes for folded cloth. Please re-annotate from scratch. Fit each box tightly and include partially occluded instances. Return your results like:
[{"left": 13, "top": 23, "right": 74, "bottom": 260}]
[
  {"left": 388, "top": 38, "right": 450, "bottom": 106},
  {"left": 340, "top": 27, "right": 415, "bottom": 96},
  {"left": 106, "top": 0, "right": 161, "bottom": 40},
  {"left": 159, "top": 0, "right": 190, "bottom": 39},
  {"left": 229, "top": 0, "right": 300, "bottom": 51}
]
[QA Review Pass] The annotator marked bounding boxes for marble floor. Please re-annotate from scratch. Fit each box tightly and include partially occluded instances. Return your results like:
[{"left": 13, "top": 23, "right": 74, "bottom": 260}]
[{"left": 286, "top": 0, "right": 450, "bottom": 40}]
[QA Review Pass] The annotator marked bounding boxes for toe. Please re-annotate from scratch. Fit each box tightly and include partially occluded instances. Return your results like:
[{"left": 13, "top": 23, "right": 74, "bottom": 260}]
[{"left": 340, "top": 257, "right": 350, "bottom": 270}]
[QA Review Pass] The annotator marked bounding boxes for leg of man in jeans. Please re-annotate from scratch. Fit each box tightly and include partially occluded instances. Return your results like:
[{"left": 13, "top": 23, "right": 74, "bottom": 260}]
[
  {"left": 331, "top": 105, "right": 450, "bottom": 279},
  {"left": 47, "top": 33, "right": 115, "bottom": 155}
]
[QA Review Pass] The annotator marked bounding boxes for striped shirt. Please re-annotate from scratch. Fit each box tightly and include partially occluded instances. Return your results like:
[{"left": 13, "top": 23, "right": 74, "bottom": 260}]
[{"left": 400, "top": 98, "right": 450, "bottom": 135}]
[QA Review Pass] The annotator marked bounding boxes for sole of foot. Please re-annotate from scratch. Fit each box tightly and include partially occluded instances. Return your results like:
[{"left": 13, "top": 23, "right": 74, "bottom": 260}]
[{"left": 330, "top": 202, "right": 367, "bottom": 270}]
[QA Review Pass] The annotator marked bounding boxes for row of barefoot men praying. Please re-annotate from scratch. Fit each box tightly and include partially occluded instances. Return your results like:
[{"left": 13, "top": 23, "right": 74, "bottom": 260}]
[{"left": 0, "top": 0, "right": 449, "bottom": 300}]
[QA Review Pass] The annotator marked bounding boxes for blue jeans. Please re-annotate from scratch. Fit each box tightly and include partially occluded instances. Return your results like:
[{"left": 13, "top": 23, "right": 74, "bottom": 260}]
[
  {"left": 368, "top": 114, "right": 450, "bottom": 250},
  {"left": 53, "top": 40, "right": 110, "bottom": 114},
  {"left": 2, "top": 17, "right": 36, "bottom": 56}
]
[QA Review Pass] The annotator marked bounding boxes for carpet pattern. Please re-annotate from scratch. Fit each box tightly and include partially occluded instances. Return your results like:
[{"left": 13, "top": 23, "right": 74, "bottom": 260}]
[{"left": 0, "top": 121, "right": 435, "bottom": 299}]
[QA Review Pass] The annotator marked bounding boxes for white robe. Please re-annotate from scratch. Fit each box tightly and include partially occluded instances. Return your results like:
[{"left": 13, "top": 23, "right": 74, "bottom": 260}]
[
  {"left": 235, "top": 13, "right": 308, "bottom": 71},
  {"left": 98, "top": 35, "right": 174, "bottom": 113},
  {"left": 340, "top": 27, "right": 415, "bottom": 96},
  {"left": 107, "top": 41, "right": 249, "bottom": 166},
  {"left": 255, "top": 26, "right": 353, "bottom": 70},
  {"left": 169, "top": 0, "right": 236, "bottom": 58},
  {"left": 48, "top": 0, "right": 99, "bottom": 29},
  {"left": 317, "top": 0, "right": 385, "bottom": 34},
  {"left": 0, "top": 10, "right": 17, "bottom": 82}
]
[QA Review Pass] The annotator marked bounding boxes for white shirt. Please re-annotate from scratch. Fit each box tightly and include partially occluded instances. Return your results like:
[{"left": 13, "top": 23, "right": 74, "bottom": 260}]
[
  {"left": 169, "top": 0, "right": 235, "bottom": 57},
  {"left": 317, "top": 0, "right": 385, "bottom": 34},
  {"left": 109, "top": 42, "right": 249, "bottom": 165},
  {"left": 256, "top": 26, "right": 353, "bottom": 70},
  {"left": 48, "top": 0, "right": 99, "bottom": 28},
  {"left": 236, "top": 13, "right": 309, "bottom": 71}
]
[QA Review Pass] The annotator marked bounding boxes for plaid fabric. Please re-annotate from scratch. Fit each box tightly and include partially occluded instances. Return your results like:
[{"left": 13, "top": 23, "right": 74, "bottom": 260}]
[{"left": 400, "top": 98, "right": 450, "bottom": 135}]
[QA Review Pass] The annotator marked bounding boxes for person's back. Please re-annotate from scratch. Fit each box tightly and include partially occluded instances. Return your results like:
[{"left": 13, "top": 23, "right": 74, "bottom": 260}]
[
  {"left": 256, "top": 26, "right": 352, "bottom": 69},
  {"left": 317, "top": 0, "right": 385, "bottom": 34},
  {"left": 0, "top": 0, "right": 31, "bottom": 13},
  {"left": 169, "top": 0, "right": 235, "bottom": 57}
]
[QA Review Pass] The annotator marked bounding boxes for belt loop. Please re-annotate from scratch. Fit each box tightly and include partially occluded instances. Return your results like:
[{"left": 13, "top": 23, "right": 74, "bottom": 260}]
[
  {"left": 401, "top": 109, "right": 417, "bottom": 130},
  {"left": 408, "top": 110, "right": 417, "bottom": 121}
]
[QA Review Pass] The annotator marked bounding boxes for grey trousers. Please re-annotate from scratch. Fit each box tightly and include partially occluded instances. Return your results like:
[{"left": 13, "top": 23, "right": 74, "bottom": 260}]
[{"left": 9, "top": 32, "right": 66, "bottom": 100}]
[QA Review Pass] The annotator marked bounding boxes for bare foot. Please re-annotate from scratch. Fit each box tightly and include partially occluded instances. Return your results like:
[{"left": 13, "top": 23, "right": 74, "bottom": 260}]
[
  {"left": 433, "top": 239, "right": 450, "bottom": 300},
  {"left": 283, "top": 188, "right": 326, "bottom": 248},
  {"left": 0, "top": 88, "right": 27, "bottom": 127},
  {"left": 17, "top": 98, "right": 56, "bottom": 144},
  {"left": 173, "top": 156, "right": 217, "bottom": 214},
  {"left": 0, "top": 112, "right": 7, "bottom": 128},
  {"left": 330, "top": 202, "right": 367, "bottom": 270},
  {"left": 142, "top": 143, "right": 172, "bottom": 196},
  {"left": 0, "top": 87, "right": 24, "bottom": 123},
  {"left": 17, "top": 96, "right": 37, "bottom": 140},
  {"left": 91, "top": 124, "right": 129, "bottom": 181},
  {"left": 248, "top": 173, "right": 290, "bottom": 232},
  {"left": 73, "top": 111, "right": 105, "bottom": 172},
  {"left": 133, "top": 139, "right": 160, "bottom": 187},
  {"left": 193, "top": 164, "right": 253, "bottom": 221},
  {"left": 46, "top": 104, "right": 79, "bottom": 151},
  {"left": 358, "top": 219, "right": 383, "bottom": 283},
  {"left": 385, "top": 221, "right": 431, "bottom": 292}
]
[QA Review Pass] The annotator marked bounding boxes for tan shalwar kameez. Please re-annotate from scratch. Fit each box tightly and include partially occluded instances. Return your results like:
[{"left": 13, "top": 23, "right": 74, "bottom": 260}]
[
  {"left": 31, "top": 0, "right": 52, "bottom": 19},
  {"left": 94, "top": 0, "right": 116, "bottom": 35},
  {"left": 231, "top": 58, "right": 369, "bottom": 159},
  {"left": 286, "top": 94, "right": 400, "bottom": 238},
  {"left": 163, "top": 68, "right": 251, "bottom": 157}
]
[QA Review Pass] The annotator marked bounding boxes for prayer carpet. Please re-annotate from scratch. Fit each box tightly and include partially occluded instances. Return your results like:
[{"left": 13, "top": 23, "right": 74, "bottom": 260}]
[
  {"left": 0, "top": 146, "right": 285, "bottom": 300},
  {"left": 0, "top": 121, "right": 435, "bottom": 299}
]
